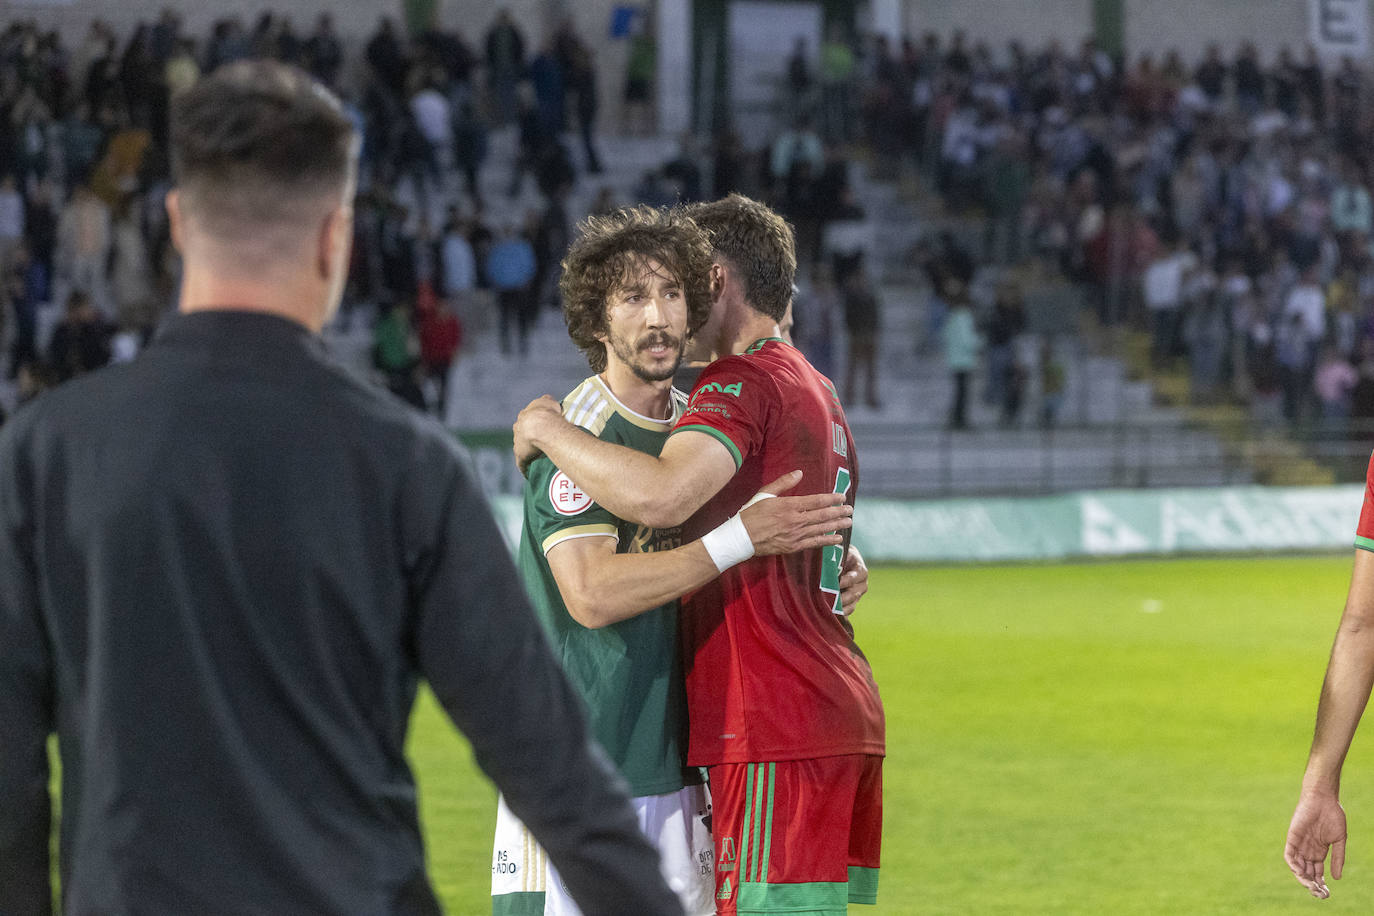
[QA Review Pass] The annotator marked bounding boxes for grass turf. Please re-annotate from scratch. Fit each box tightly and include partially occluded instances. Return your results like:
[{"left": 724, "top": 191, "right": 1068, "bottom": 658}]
[{"left": 407, "top": 555, "right": 1374, "bottom": 914}]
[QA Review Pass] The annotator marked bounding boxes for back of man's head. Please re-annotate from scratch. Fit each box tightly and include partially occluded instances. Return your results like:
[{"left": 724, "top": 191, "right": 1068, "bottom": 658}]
[
  {"left": 686, "top": 194, "right": 796, "bottom": 322},
  {"left": 171, "top": 60, "right": 357, "bottom": 258}
]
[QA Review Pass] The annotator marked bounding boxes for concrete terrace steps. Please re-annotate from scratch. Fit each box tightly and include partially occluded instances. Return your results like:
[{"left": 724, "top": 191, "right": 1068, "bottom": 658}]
[
  {"left": 262, "top": 131, "right": 1242, "bottom": 496},
  {"left": 409, "top": 289, "right": 1160, "bottom": 433},
  {"left": 328, "top": 135, "right": 1293, "bottom": 496},
  {"left": 0, "top": 133, "right": 1251, "bottom": 498}
]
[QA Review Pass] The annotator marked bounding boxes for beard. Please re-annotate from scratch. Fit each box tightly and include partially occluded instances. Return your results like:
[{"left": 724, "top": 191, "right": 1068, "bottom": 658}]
[{"left": 608, "top": 329, "right": 685, "bottom": 382}]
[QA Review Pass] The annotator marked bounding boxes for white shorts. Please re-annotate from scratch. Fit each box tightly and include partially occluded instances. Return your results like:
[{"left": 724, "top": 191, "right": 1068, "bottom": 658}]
[{"left": 491, "top": 783, "right": 715, "bottom": 916}]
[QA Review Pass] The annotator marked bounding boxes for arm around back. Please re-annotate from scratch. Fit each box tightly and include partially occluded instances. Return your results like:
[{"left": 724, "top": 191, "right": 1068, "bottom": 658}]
[
  {"left": 546, "top": 473, "right": 854, "bottom": 628},
  {"left": 517, "top": 393, "right": 738, "bottom": 528},
  {"left": 548, "top": 534, "right": 717, "bottom": 629}
]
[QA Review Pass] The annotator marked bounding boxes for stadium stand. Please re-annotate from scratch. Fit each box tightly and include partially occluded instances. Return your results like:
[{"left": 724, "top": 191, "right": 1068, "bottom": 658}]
[{"left": 4, "top": 11, "right": 1374, "bottom": 497}]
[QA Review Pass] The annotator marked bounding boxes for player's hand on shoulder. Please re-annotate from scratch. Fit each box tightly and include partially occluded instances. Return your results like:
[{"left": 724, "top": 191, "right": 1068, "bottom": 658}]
[
  {"left": 741, "top": 472, "right": 852, "bottom": 557},
  {"left": 512, "top": 426, "right": 543, "bottom": 478},
  {"left": 513, "top": 395, "right": 562, "bottom": 476},
  {"left": 839, "top": 545, "right": 869, "bottom": 616},
  {"left": 515, "top": 395, "right": 563, "bottom": 432}
]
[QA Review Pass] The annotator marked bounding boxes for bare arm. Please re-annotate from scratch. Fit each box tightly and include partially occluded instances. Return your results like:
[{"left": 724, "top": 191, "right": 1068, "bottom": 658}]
[
  {"left": 547, "top": 535, "right": 714, "bottom": 628},
  {"left": 549, "top": 473, "right": 854, "bottom": 628},
  {"left": 1285, "top": 548, "right": 1374, "bottom": 898},
  {"left": 516, "top": 395, "right": 737, "bottom": 529}
]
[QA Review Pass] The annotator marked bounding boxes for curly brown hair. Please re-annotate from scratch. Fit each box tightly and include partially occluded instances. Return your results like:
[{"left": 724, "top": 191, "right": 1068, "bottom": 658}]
[
  {"left": 685, "top": 194, "right": 796, "bottom": 322},
  {"left": 559, "top": 205, "right": 714, "bottom": 373}
]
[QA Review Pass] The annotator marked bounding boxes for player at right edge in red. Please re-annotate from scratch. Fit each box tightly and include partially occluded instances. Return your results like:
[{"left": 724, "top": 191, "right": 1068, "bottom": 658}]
[
  {"left": 1286, "top": 450, "right": 1374, "bottom": 899},
  {"left": 516, "top": 195, "right": 884, "bottom": 915}
]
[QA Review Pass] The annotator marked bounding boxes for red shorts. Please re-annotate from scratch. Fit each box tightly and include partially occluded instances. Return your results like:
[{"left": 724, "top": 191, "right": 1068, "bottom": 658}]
[{"left": 708, "top": 754, "right": 882, "bottom": 915}]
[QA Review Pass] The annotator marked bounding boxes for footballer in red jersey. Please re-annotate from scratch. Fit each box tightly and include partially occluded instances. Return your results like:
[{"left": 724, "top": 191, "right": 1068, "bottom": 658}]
[
  {"left": 1287, "top": 452, "right": 1374, "bottom": 899},
  {"left": 672, "top": 338, "right": 883, "bottom": 765},
  {"left": 516, "top": 195, "right": 884, "bottom": 915}
]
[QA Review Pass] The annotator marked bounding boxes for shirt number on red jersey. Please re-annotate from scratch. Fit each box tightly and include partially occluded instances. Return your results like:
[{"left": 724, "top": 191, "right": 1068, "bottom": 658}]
[{"left": 820, "top": 466, "right": 853, "bottom": 614}]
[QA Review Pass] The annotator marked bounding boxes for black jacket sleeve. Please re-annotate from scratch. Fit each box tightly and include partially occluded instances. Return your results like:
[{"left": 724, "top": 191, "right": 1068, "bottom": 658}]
[
  {"left": 0, "top": 420, "right": 55, "bottom": 916},
  {"left": 405, "top": 439, "right": 682, "bottom": 916}
]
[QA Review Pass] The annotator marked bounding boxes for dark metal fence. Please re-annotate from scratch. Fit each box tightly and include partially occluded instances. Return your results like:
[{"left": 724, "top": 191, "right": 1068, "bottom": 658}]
[{"left": 848, "top": 419, "right": 1374, "bottom": 499}]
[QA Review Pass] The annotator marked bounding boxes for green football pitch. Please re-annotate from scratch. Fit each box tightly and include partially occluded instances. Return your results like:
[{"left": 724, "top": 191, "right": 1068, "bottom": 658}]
[{"left": 407, "top": 555, "right": 1374, "bottom": 914}]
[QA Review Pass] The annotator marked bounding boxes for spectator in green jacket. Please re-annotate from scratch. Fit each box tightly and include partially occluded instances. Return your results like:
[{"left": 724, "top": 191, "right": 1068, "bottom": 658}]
[
  {"left": 373, "top": 299, "right": 423, "bottom": 408},
  {"left": 942, "top": 279, "right": 981, "bottom": 430}
]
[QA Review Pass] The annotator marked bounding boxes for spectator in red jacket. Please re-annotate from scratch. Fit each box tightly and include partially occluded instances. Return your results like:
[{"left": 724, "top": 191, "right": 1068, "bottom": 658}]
[{"left": 419, "top": 296, "right": 463, "bottom": 415}]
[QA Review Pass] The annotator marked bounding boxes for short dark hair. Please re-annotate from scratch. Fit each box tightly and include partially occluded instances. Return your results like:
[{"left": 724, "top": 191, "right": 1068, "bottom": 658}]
[
  {"left": 171, "top": 60, "right": 357, "bottom": 237},
  {"left": 685, "top": 194, "right": 796, "bottom": 321},
  {"left": 559, "top": 206, "right": 714, "bottom": 373}
]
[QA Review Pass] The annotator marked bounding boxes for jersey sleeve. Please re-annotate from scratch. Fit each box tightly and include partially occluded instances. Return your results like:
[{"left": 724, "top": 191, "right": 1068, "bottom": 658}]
[
  {"left": 1357, "top": 451, "right": 1374, "bottom": 551},
  {"left": 670, "top": 356, "right": 774, "bottom": 469},
  {"left": 526, "top": 456, "right": 619, "bottom": 554}
]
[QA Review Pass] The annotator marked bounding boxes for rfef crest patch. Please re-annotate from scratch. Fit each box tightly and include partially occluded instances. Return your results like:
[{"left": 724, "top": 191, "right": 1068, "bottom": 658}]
[{"left": 548, "top": 471, "right": 593, "bottom": 516}]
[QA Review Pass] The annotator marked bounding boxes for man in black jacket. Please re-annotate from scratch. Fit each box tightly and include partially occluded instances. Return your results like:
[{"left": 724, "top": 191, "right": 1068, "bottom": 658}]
[{"left": 0, "top": 60, "right": 681, "bottom": 916}]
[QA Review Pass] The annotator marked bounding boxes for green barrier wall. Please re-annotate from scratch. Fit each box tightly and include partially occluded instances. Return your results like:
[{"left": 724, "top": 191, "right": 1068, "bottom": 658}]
[{"left": 488, "top": 485, "right": 1366, "bottom": 563}]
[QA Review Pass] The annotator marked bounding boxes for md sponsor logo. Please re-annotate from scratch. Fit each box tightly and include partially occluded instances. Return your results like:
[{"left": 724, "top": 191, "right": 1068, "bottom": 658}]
[{"left": 690, "top": 381, "right": 744, "bottom": 408}]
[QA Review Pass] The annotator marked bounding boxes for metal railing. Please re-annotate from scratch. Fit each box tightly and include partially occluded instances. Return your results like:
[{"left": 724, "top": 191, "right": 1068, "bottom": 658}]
[
  {"left": 848, "top": 418, "right": 1374, "bottom": 499},
  {"left": 456, "top": 418, "right": 1374, "bottom": 501}
]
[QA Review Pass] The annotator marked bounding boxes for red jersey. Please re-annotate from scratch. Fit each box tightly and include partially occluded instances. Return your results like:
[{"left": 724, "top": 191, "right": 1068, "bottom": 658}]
[
  {"left": 1357, "top": 451, "right": 1374, "bottom": 550},
  {"left": 672, "top": 338, "right": 885, "bottom": 765}
]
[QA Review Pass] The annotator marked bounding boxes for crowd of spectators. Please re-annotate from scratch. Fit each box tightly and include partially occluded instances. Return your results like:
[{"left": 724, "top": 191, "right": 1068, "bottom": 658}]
[
  {"left": 0, "top": 7, "right": 617, "bottom": 418},
  {"left": 773, "top": 28, "right": 1374, "bottom": 434},
  {"left": 14, "top": 10, "right": 1374, "bottom": 440}
]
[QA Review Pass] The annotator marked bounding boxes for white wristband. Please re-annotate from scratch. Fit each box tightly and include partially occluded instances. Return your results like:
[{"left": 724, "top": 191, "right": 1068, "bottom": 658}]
[
  {"left": 701, "top": 514, "right": 755, "bottom": 573},
  {"left": 742, "top": 491, "right": 777, "bottom": 510}
]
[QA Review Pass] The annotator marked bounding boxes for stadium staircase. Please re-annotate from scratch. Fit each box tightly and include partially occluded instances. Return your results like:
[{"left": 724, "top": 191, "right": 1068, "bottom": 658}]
[
  {"left": 0, "top": 126, "right": 1266, "bottom": 498},
  {"left": 1112, "top": 330, "right": 1339, "bottom": 487},
  {"left": 319, "top": 128, "right": 1264, "bottom": 497}
]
